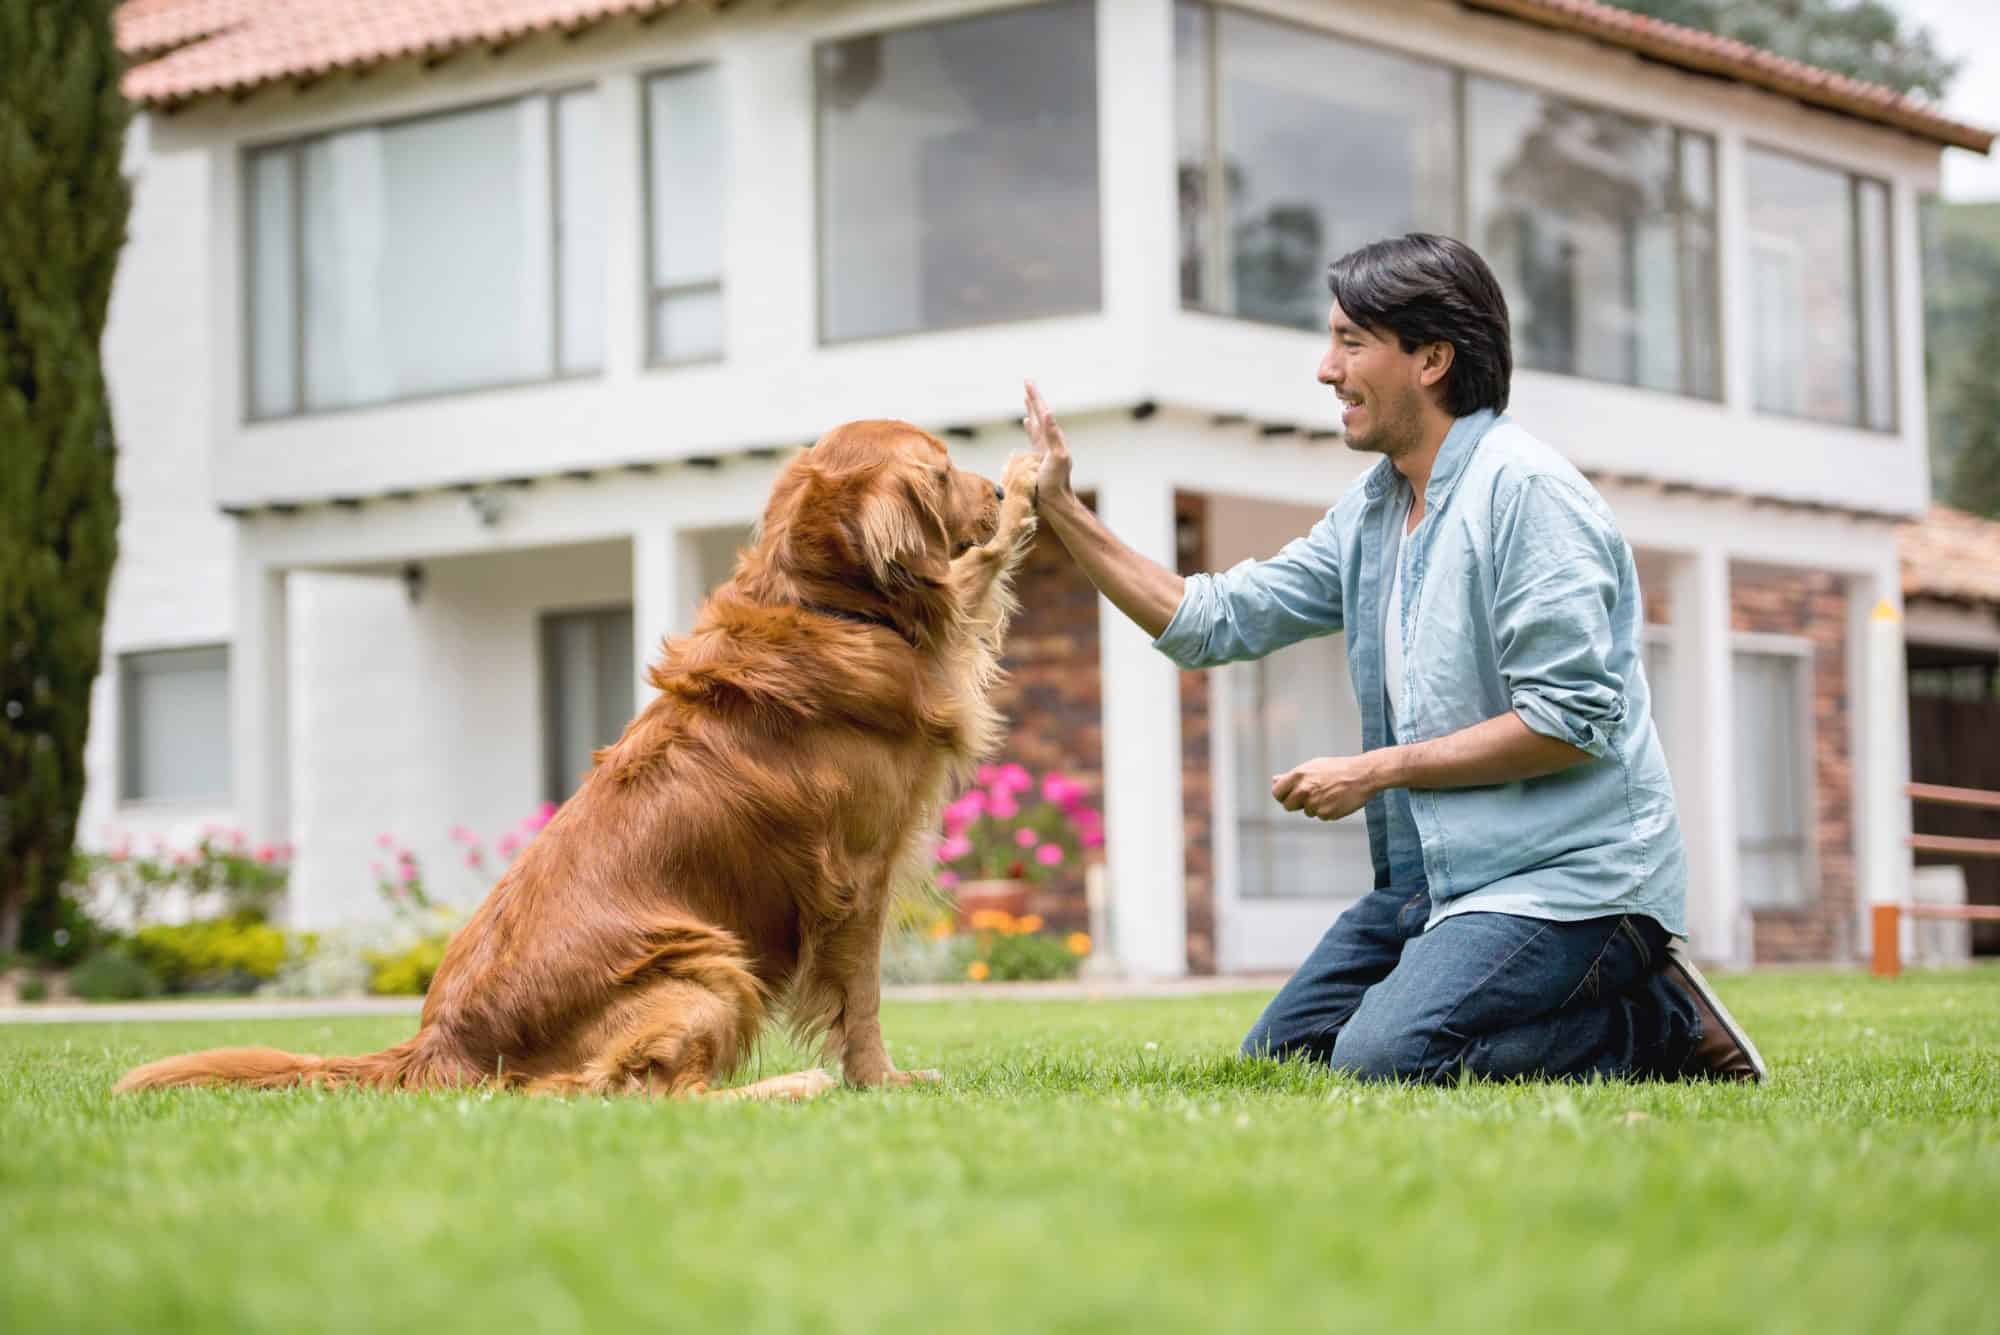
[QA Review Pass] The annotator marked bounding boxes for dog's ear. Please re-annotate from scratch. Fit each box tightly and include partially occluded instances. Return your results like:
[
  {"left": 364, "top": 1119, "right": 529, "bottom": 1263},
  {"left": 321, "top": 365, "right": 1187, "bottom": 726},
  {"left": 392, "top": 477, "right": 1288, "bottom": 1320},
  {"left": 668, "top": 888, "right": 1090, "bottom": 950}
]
[{"left": 852, "top": 469, "right": 950, "bottom": 593}]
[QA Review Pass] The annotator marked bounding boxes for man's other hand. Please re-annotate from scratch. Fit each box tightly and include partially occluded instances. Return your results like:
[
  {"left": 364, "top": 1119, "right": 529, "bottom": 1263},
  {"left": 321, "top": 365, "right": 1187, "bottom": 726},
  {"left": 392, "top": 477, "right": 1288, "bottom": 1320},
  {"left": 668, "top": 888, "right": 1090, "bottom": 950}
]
[{"left": 1271, "top": 754, "right": 1387, "bottom": 822}]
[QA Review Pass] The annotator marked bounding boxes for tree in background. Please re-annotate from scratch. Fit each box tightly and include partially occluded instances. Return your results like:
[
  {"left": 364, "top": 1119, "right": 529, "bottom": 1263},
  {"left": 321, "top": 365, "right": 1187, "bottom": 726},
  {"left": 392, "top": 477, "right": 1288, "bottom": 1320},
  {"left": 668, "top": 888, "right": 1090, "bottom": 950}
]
[
  {"left": 1603, "top": 0, "right": 1958, "bottom": 101},
  {"left": 0, "top": 1, "right": 131, "bottom": 953},
  {"left": 1948, "top": 287, "right": 2000, "bottom": 520}
]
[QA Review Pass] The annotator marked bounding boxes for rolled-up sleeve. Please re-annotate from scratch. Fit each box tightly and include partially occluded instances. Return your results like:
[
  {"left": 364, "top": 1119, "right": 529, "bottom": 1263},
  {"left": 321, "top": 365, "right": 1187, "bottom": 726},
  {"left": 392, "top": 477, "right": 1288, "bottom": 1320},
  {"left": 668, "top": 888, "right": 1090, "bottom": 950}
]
[
  {"left": 1491, "top": 476, "right": 1627, "bottom": 760},
  {"left": 1151, "top": 509, "right": 1344, "bottom": 669}
]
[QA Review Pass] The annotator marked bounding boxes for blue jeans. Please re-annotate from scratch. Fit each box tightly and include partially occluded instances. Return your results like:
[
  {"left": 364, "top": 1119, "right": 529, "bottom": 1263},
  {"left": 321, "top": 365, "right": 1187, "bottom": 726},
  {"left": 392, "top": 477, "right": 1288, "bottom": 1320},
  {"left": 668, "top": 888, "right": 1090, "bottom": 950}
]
[{"left": 1241, "top": 881, "right": 1700, "bottom": 1083}]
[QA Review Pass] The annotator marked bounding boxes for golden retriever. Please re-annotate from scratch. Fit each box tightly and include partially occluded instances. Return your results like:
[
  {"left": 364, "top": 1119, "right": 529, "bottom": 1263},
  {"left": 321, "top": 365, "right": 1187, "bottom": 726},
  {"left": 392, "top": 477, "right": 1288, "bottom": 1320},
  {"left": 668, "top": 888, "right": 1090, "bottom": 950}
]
[{"left": 118, "top": 421, "right": 1039, "bottom": 1100}]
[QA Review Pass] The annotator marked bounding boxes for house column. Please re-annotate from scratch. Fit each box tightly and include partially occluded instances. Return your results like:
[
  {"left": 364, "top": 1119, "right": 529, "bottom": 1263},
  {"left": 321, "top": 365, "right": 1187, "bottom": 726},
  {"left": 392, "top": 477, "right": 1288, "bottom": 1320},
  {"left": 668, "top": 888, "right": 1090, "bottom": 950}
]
[
  {"left": 632, "top": 528, "right": 698, "bottom": 704},
  {"left": 1095, "top": 468, "right": 1186, "bottom": 978},
  {"left": 1666, "top": 547, "right": 1744, "bottom": 963},
  {"left": 231, "top": 555, "right": 292, "bottom": 869},
  {"left": 1849, "top": 565, "right": 1910, "bottom": 939}
]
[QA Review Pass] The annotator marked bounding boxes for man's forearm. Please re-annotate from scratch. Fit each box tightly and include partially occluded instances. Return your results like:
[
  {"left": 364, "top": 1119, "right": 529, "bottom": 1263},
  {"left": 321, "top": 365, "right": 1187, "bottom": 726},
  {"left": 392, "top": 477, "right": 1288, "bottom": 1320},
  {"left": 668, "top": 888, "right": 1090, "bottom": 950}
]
[
  {"left": 1038, "top": 490, "right": 1186, "bottom": 640},
  {"left": 1371, "top": 711, "right": 1590, "bottom": 792}
]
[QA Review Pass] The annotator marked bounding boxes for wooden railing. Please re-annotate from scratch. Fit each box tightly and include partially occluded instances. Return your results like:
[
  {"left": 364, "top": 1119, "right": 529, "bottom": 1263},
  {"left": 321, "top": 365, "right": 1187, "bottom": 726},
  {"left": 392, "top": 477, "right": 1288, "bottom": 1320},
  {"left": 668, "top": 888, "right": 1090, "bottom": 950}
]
[{"left": 1872, "top": 783, "right": 2000, "bottom": 977}]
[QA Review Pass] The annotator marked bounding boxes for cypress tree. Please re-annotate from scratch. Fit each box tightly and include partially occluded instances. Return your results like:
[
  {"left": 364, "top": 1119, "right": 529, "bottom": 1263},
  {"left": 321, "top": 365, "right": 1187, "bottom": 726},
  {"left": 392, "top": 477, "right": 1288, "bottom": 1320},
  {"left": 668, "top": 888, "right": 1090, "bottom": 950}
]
[{"left": 0, "top": 1, "right": 131, "bottom": 953}]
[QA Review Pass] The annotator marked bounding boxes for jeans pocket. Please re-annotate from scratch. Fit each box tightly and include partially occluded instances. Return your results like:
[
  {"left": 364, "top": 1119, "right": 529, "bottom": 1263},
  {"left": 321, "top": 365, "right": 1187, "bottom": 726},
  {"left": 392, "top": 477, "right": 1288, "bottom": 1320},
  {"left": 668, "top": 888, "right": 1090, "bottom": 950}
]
[{"left": 1617, "top": 914, "right": 1656, "bottom": 971}]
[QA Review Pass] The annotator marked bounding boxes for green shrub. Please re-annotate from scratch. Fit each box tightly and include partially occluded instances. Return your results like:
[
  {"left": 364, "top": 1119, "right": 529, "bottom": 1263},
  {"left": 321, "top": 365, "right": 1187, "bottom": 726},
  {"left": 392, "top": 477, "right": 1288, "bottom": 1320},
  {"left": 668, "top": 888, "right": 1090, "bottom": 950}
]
[
  {"left": 18, "top": 890, "right": 110, "bottom": 968},
  {"left": 126, "top": 914, "right": 293, "bottom": 994},
  {"left": 364, "top": 935, "right": 451, "bottom": 996},
  {"left": 69, "top": 950, "right": 162, "bottom": 1001},
  {"left": 16, "top": 974, "right": 49, "bottom": 1003}
]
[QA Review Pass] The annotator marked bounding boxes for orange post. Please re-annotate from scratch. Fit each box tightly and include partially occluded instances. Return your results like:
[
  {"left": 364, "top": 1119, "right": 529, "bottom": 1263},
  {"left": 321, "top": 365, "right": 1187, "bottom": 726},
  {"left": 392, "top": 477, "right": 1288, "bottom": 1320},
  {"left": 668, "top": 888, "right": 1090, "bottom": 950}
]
[{"left": 1871, "top": 904, "right": 1902, "bottom": 978}]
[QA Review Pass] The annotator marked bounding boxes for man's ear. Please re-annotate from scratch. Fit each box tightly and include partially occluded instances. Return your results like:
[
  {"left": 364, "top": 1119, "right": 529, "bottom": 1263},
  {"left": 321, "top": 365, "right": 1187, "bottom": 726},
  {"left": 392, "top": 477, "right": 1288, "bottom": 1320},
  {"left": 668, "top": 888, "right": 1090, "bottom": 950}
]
[
  {"left": 1418, "top": 340, "right": 1456, "bottom": 390},
  {"left": 852, "top": 473, "right": 950, "bottom": 592}
]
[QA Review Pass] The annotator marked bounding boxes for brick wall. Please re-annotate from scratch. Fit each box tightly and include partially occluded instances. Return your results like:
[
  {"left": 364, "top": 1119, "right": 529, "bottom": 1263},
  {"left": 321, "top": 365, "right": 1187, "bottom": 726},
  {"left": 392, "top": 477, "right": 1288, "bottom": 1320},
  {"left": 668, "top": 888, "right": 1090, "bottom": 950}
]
[
  {"left": 1177, "top": 494, "right": 1216, "bottom": 975},
  {"left": 1637, "top": 564, "right": 1856, "bottom": 964},
  {"left": 989, "top": 521, "right": 1103, "bottom": 934}
]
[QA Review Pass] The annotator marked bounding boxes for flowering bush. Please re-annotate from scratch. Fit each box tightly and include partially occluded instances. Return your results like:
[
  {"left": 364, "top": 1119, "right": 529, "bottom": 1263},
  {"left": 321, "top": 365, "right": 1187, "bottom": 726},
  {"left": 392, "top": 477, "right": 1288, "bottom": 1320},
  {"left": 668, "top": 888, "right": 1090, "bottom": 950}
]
[
  {"left": 952, "top": 909, "right": 1092, "bottom": 982},
  {"left": 933, "top": 765, "right": 1103, "bottom": 889},
  {"left": 126, "top": 914, "right": 301, "bottom": 993},
  {"left": 370, "top": 801, "right": 556, "bottom": 917},
  {"left": 76, "top": 827, "right": 292, "bottom": 925}
]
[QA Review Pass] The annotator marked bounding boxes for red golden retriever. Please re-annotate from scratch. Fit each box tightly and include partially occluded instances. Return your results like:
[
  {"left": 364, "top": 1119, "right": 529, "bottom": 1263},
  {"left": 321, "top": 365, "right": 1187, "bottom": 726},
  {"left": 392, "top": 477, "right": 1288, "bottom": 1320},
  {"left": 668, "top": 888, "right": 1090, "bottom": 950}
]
[{"left": 118, "top": 421, "right": 1040, "bottom": 1101}]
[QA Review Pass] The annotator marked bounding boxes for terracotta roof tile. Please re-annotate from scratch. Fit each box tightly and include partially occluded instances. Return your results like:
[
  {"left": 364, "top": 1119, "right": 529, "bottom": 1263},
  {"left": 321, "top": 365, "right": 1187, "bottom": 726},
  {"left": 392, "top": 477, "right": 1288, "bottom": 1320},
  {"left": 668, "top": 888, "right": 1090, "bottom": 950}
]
[
  {"left": 114, "top": 0, "right": 1994, "bottom": 155},
  {"left": 1902, "top": 505, "right": 2000, "bottom": 611}
]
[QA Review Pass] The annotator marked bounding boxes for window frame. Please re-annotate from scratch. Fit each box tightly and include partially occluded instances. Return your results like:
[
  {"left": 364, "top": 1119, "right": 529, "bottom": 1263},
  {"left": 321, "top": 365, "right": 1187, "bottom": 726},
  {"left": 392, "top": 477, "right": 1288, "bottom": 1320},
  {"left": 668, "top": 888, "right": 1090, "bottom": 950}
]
[
  {"left": 1730, "top": 633, "right": 1819, "bottom": 913},
  {"left": 240, "top": 85, "right": 604, "bottom": 423},
  {"left": 1174, "top": 1, "right": 1726, "bottom": 403},
  {"left": 640, "top": 63, "right": 727, "bottom": 369},
  {"left": 810, "top": 0, "right": 1105, "bottom": 347},
  {"left": 118, "top": 643, "right": 233, "bottom": 808},
  {"left": 1743, "top": 142, "right": 1899, "bottom": 434}
]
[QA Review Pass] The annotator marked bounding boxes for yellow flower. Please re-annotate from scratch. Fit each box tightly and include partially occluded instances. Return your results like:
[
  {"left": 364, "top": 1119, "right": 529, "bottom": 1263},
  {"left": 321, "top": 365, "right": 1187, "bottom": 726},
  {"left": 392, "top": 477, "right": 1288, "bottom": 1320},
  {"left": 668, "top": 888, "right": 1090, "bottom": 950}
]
[
  {"left": 966, "top": 960, "right": 991, "bottom": 981},
  {"left": 1016, "top": 914, "right": 1045, "bottom": 934},
  {"left": 1066, "top": 932, "right": 1092, "bottom": 956},
  {"left": 969, "top": 909, "right": 1013, "bottom": 933},
  {"left": 927, "top": 920, "right": 952, "bottom": 941}
]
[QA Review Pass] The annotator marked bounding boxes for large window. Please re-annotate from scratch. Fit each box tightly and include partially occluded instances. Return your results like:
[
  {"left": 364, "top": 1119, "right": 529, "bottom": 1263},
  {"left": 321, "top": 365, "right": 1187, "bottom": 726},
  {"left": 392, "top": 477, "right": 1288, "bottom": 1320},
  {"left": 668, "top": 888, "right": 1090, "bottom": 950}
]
[
  {"left": 541, "top": 607, "right": 634, "bottom": 802},
  {"left": 1733, "top": 647, "right": 1814, "bottom": 909},
  {"left": 121, "top": 646, "right": 231, "bottom": 804},
  {"left": 816, "top": 0, "right": 1101, "bottom": 342},
  {"left": 1467, "top": 79, "right": 1720, "bottom": 399},
  {"left": 1176, "top": 3, "right": 1456, "bottom": 329},
  {"left": 644, "top": 67, "right": 726, "bottom": 365},
  {"left": 1175, "top": 4, "right": 1722, "bottom": 401},
  {"left": 247, "top": 90, "right": 604, "bottom": 418},
  {"left": 1746, "top": 148, "right": 1896, "bottom": 430}
]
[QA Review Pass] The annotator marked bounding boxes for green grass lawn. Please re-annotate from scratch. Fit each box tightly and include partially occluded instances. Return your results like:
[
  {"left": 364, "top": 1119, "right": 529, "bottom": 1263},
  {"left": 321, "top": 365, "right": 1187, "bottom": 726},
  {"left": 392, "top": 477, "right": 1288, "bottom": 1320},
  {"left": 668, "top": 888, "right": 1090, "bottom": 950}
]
[{"left": 4, "top": 971, "right": 1997, "bottom": 1334}]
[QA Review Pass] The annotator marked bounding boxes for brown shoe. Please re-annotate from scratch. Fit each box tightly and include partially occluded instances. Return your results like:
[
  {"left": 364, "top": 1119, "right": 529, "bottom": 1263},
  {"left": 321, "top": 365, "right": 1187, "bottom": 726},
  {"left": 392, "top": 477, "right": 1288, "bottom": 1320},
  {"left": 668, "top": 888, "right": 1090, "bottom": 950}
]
[{"left": 1660, "top": 942, "right": 1767, "bottom": 1083}]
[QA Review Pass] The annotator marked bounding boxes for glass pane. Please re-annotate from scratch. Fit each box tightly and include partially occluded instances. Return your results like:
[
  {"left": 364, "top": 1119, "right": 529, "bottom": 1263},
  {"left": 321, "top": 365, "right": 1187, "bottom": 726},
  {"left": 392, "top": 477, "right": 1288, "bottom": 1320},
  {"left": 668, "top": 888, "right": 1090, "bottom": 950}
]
[
  {"left": 594, "top": 608, "right": 635, "bottom": 745},
  {"left": 1733, "top": 651, "right": 1809, "bottom": 909},
  {"left": 1174, "top": 1, "right": 1209, "bottom": 308},
  {"left": 301, "top": 99, "right": 553, "bottom": 410},
  {"left": 1214, "top": 10, "right": 1455, "bottom": 329},
  {"left": 818, "top": 0, "right": 1101, "bottom": 341},
  {"left": 652, "top": 287, "right": 724, "bottom": 364},
  {"left": 1856, "top": 177, "right": 1896, "bottom": 431},
  {"left": 247, "top": 148, "right": 298, "bottom": 418},
  {"left": 1467, "top": 78, "right": 1686, "bottom": 392},
  {"left": 1746, "top": 148, "right": 1859, "bottom": 425},
  {"left": 1231, "top": 637, "right": 1373, "bottom": 899},
  {"left": 544, "top": 608, "right": 632, "bottom": 800},
  {"left": 122, "top": 647, "right": 230, "bottom": 803},
  {"left": 646, "top": 67, "right": 726, "bottom": 294},
  {"left": 1676, "top": 132, "right": 1721, "bottom": 400},
  {"left": 555, "top": 89, "right": 607, "bottom": 375}
]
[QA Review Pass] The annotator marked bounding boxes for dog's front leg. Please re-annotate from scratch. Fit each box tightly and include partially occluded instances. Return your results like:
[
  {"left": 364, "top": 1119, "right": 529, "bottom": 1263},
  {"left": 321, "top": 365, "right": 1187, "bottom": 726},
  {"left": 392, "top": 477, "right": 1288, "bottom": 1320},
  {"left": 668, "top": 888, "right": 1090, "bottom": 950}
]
[
  {"left": 821, "top": 895, "right": 939, "bottom": 1090},
  {"left": 951, "top": 452, "right": 1040, "bottom": 626}
]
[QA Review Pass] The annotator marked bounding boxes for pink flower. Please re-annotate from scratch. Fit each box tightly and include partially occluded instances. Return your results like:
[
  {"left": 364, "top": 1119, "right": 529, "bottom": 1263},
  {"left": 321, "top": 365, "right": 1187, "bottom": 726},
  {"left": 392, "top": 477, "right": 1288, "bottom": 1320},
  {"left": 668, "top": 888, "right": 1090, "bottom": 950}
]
[
  {"left": 989, "top": 794, "right": 1019, "bottom": 821},
  {"left": 1014, "top": 827, "right": 1039, "bottom": 849},
  {"left": 449, "top": 825, "right": 472, "bottom": 844},
  {"left": 999, "top": 763, "right": 1032, "bottom": 793},
  {"left": 465, "top": 850, "right": 484, "bottom": 868},
  {"left": 276, "top": 843, "right": 294, "bottom": 861},
  {"left": 1080, "top": 829, "right": 1105, "bottom": 849},
  {"left": 1036, "top": 843, "right": 1064, "bottom": 867},
  {"left": 498, "top": 833, "right": 521, "bottom": 858},
  {"left": 230, "top": 829, "right": 247, "bottom": 850},
  {"left": 398, "top": 849, "right": 415, "bottom": 866},
  {"left": 376, "top": 833, "right": 395, "bottom": 851},
  {"left": 976, "top": 764, "right": 1003, "bottom": 787},
  {"left": 937, "top": 834, "right": 973, "bottom": 862},
  {"left": 527, "top": 801, "right": 558, "bottom": 832},
  {"left": 255, "top": 844, "right": 275, "bottom": 864},
  {"left": 936, "top": 870, "right": 960, "bottom": 890},
  {"left": 400, "top": 863, "right": 418, "bottom": 885},
  {"left": 174, "top": 852, "right": 193, "bottom": 867}
]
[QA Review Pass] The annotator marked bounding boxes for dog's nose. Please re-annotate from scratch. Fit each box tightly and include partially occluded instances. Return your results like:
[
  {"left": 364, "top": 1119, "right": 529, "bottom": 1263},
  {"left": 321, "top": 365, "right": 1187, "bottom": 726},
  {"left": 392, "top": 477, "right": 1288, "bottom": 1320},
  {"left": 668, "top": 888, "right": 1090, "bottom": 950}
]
[{"left": 994, "top": 482, "right": 1006, "bottom": 502}]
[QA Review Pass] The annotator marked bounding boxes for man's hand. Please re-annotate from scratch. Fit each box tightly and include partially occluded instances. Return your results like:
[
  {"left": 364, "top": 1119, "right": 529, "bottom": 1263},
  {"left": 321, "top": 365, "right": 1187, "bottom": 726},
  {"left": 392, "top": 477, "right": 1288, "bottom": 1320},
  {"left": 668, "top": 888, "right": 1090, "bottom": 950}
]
[
  {"left": 1021, "top": 380, "right": 1075, "bottom": 511},
  {"left": 1271, "top": 754, "right": 1389, "bottom": 822}
]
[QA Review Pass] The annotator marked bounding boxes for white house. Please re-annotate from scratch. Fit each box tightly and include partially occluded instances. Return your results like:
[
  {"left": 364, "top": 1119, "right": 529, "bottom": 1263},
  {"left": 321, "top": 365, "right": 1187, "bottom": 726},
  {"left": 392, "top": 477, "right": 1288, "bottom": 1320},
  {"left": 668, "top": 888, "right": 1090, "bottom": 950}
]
[{"left": 90, "top": 0, "right": 1993, "bottom": 976}]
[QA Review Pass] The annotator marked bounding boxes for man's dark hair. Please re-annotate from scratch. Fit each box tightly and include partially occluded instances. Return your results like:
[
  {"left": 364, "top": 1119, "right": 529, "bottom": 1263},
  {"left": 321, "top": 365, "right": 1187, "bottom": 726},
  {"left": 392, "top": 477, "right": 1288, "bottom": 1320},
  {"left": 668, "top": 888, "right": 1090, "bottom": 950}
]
[{"left": 1325, "top": 234, "right": 1512, "bottom": 416}]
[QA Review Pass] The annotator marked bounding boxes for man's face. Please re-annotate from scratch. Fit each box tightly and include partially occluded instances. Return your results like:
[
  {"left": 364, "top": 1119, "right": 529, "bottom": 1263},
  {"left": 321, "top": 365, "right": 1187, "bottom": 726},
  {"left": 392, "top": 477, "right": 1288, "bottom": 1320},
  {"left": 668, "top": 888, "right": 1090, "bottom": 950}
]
[{"left": 1316, "top": 302, "right": 1429, "bottom": 456}]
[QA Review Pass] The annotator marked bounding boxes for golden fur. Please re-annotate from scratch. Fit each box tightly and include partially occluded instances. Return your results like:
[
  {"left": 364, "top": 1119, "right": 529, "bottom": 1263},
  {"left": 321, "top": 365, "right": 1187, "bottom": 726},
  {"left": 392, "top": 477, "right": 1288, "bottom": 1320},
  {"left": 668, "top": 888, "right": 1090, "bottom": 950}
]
[{"left": 117, "top": 421, "right": 1039, "bottom": 1099}]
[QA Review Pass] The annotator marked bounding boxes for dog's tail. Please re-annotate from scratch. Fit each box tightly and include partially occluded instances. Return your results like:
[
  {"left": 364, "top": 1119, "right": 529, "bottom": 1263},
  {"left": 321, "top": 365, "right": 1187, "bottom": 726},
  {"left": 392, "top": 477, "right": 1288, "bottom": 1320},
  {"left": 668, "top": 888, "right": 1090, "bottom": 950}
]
[{"left": 113, "top": 1035, "right": 453, "bottom": 1095}]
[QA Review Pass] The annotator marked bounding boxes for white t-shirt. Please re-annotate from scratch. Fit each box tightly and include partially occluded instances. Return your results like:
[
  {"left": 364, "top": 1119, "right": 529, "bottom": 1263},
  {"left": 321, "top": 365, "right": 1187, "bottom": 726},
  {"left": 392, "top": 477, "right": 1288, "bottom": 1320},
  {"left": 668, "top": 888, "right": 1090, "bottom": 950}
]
[{"left": 1384, "top": 490, "right": 1412, "bottom": 732}]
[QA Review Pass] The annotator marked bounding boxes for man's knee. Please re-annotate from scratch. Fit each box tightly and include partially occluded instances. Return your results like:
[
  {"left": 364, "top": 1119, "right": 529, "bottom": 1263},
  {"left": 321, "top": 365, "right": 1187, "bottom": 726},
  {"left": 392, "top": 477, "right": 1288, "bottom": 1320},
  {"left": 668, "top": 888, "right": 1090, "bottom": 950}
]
[
  {"left": 1239, "top": 1016, "right": 1335, "bottom": 1065},
  {"left": 1329, "top": 1018, "right": 1433, "bottom": 1083}
]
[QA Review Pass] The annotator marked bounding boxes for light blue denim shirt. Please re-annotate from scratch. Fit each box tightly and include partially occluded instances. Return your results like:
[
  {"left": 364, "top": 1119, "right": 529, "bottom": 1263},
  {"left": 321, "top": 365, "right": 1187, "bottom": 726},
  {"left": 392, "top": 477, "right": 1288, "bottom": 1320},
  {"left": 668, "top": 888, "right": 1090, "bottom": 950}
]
[{"left": 1155, "top": 410, "right": 1686, "bottom": 937}]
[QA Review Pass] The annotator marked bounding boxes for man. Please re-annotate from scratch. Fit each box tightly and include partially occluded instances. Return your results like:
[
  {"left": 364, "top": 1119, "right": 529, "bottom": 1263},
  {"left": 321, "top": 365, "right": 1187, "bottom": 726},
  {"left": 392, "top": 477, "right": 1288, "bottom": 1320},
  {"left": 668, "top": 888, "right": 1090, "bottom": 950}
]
[{"left": 1020, "top": 234, "right": 1764, "bottom": 1084}]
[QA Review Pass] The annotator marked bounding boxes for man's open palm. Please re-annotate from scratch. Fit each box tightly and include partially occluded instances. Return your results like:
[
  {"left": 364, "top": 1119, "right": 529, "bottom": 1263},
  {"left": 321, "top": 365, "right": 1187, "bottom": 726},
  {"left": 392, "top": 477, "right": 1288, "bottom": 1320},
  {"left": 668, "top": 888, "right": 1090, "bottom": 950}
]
[{"left": 1022, "top": 380, "right": 1074, "bottom": 506}]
